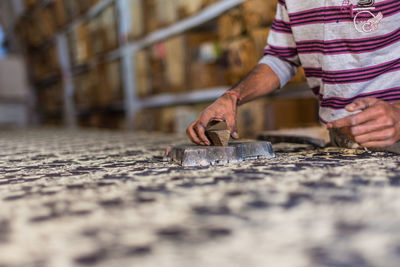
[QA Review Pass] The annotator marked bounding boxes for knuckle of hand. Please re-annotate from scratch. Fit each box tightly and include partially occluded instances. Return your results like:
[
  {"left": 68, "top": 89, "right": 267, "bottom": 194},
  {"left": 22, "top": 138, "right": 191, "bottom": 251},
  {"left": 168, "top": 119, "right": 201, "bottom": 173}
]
[
  {"left": 376, "top": 105, "right": 386, "bottom": 115},
  {"left": 386, "top": 128, "right": 396, "bottom": 138},
  {"left": 384, "top": 117, "right": 395, "bottom": 127},
  {"left": 194, "top": 124, "right": 202, "bottom": 131},
  {"left": 198, "top": 121, "right": 206, "bottom": 128},
  {"left": 354, "top": 136, "right": 364, "bottom": 143},
  {"left": 202, "top": 111, "right": 213, "bottom": 118},
  {"left": 387, "top": 139, "right": 396, "bottom": 146},
  {"left": 350, "top": 127, "right": 359, "bottom": 136},
  {"left": 350, "top": 116, "right": 359, "bottom": 126}
]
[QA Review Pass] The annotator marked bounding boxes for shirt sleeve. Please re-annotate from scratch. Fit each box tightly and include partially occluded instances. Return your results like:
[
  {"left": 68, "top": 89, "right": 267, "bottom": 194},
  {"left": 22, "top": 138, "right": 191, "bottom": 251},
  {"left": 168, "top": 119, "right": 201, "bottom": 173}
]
[{"left": 259, "top": 0, "right": 300, "bottom": 88}]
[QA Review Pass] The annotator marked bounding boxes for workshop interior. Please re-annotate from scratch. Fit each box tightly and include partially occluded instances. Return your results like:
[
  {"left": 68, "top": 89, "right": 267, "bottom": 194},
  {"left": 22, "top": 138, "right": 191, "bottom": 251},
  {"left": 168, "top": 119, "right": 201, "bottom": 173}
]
[
  {"left": 0, "top": 0, "right": 399, "bottom": 266},
  {"left": 0, "top": 0, "right": 317, "bottom": 131}
]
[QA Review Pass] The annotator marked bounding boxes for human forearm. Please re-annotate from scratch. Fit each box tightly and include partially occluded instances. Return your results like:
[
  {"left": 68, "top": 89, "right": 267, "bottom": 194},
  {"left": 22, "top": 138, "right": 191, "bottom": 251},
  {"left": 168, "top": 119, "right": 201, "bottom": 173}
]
[
  {"left": 228, "top": 63, "right": 281, "bottom": 105},
  {"left": 186, "top": 63, "right": 281, "bottom": 146}
]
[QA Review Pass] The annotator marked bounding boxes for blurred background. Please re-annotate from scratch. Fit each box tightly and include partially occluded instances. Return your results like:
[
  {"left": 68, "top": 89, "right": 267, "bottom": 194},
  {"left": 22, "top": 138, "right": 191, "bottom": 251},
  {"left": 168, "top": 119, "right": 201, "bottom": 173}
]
[{"left": 0, "top": 0, "right": 319, "bottom": 137}]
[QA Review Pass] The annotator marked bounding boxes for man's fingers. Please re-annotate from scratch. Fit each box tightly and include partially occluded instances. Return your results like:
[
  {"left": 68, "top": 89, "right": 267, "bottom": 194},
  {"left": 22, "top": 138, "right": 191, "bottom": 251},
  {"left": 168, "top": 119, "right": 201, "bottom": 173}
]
[
  {"left": 353, "top": 128, "right": 396, "bottom": 144},
  {"left": 329, "top": 104, "right": 386, "bottom": 129},
  {"left": 186, "top": 122, "right": 202, "bottom": 145},
  {"left": 327, "top": 98, "right": 400, "bottom": 148},
  {"left": 360, "top": 140, "right": 396, "bottom": 148},
  {"left": 345, "top": 97, "right": 380, "bottom": 112},
  {"left": 350, "top": 117, "right": 395, "bottom": 136},
  {"left": 329, "top": 113, "right": 362, "bottom": 129},
  {"left": 230, "top": 125, "right": 239, "bottom": 139},
  {"left": 231, "top": 131, "right": 239, "bottom": 139},
  {"left": 194, "top": 122, "right": 210, "bottom": 146},
  {"left": 331, "top": 98, "right": 382, "bottom": 128},
  {"left": 231, "top": 121, "right": 239, "bottom": 139},
  {"left": 226, "top": 116, "right": 239, "bottom": 139}
]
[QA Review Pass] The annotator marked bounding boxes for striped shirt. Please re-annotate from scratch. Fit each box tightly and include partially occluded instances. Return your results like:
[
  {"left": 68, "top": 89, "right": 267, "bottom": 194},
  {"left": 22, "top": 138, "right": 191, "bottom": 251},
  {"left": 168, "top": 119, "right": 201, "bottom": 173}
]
[{"left": 259, "top": 0, "right": 400, "bottom": 123}]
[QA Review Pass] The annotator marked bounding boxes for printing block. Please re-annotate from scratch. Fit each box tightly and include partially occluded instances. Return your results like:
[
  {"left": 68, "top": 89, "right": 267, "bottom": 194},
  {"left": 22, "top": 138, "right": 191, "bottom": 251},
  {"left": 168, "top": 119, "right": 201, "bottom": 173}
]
[{"left": 165, "top": 141, "right": 275, "bottom": 167}]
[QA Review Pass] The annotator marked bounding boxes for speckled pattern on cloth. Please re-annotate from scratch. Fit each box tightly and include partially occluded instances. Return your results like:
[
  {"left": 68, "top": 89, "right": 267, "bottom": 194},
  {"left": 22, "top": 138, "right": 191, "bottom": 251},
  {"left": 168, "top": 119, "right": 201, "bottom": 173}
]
[{"left": 1, "top": 129, "right": 400, "bottom": 267}]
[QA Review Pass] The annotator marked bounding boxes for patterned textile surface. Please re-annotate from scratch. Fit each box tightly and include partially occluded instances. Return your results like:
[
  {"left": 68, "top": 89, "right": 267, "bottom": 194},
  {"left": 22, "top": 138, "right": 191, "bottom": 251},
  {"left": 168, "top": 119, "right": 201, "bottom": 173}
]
[{"left": 1, "top": 129, "right": 400, "bottom": 267}]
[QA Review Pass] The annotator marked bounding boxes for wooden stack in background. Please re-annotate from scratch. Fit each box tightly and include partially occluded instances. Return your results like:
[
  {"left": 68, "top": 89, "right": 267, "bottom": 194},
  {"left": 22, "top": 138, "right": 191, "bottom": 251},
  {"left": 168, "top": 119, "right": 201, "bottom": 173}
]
[
  {"left": 52, "top": 0, "right": 68, "bottom": 28},
  {"left": 23, "top": 0, "right": 39, "bottom": 9},
  {"left": 135, "top": 31, "right": 226, "bottom": 97},
  {"left": 133, "top": 0, "right": 315, "bottom": 136},
  {"left": 16, "top": 0, "right": 121, "bottom": 127},
  {"left": 36, "top": 82, "right": 64, "bottom": 124},
  {"left": 74, "top": 59, "right": 124, "bottom": 129},
  {"left": 74, "top": 60, "right": 122, "bottom": 110},
  {"left": 69, "top": 3, "right": 118, "bottom": 66},
  {"left": 133, "top": 0, "right": 283, "bottom": 100},
  {"left": 16, "top": 0, "right": 314, "bottom": 131},
  {"left": 130, "top": 0, "right": 145, "bottom": 39},
  {"left": 27, "top": 42, "right": 60, "bottom": 83}
]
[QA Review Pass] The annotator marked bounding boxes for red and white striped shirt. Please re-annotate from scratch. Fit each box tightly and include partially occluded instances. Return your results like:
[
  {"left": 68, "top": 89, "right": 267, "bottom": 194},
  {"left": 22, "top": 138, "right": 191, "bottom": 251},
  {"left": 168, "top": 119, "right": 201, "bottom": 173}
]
[{"left": 259, "top": 0, "right": 400, "bottom": 123}]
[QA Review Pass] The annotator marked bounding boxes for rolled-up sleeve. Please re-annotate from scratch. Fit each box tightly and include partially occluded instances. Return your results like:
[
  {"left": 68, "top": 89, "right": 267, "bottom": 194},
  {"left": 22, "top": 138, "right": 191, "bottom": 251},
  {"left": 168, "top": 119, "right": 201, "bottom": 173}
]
[{"left": 259, "top": 0, "right": 299, "bottom": 88}]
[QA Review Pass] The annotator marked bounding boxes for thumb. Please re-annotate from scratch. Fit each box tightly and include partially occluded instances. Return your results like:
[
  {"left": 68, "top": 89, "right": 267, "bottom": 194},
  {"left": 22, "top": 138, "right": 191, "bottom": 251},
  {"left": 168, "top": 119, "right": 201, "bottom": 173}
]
[
  {"left": 231, "top": 131, "right": 239, "bottom": 139},
  {"left": 226, "top": 117, "right": 239, "bottom": 139},
  {"left": 346, "top": 97, "right": 380, "bottom": 112}
]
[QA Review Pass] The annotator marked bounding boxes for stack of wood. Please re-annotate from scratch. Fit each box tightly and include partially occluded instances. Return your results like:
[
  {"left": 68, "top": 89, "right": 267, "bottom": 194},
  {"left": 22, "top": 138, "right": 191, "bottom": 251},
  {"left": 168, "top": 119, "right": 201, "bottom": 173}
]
[
  {"left": 134, "top": 103, "right": 207, "bottom": 134},
  {"left": 242, "top": 0, "right": 277, "bottom": 32},
  {"left": 218, "top": 0, "right": 278, "bottom": 85},
  {"left": 224, "top": 37, "right": 258, "bottom": 85},
  {"left": 69, "top": 4, "right": 118, "bottom": 66},
  {"left": 135, "top": 32, "right": 227, "bottom": 98},
  {"left": 187, "top": 33, "right": 226, "bottom": 91},
  {"left": 134, "top": 108, "right": 160, "bottom": 132},
  {"left": 36, "top": 81, "right": 64, "bottom": 126},
  {"left": 74, "top": 60, "right": 122, "bottom": 110},
  {"left": 133, "top": 0, "right": 315, "bottom": 134},
  {"left": 78, "top": 112, "right": 126, "bottom": 129},
  {"left": 130, "top": 0, "right": 226, "bottom": 39},
  {"left": 133, "top": 0, "right": 286, "bottom": 99},
  {"left": 69, "top": 23, "right": 90, "bottom": 66},
  {"left": 130, "top": 0, "right": 145, "bottom": 39},
  {"left": 101, "top": 60, "right": 123, "bottom": 106},
  {"left": 236, "top": 97, "right": 318, "bottom": 137},
  {"left": 52, "top": 0, "right": 68, "bottom": 28},
  {"left": 64, "top": 0, "right": 98, "bottom": 21},
  {"left": 74, "top": 71, "right": 94, "bottom": 110},
  {"left": 16, "top": 0, "right": 104, "bottom": 49},
  {"left": 135, "top": 50, "right": 151, "bottom": 98},
  {"left": 23, "top": 0, "right": 39, "bottom": 9},
  {"left": 16, "top": 11, "right": 56, "bottom": 48},
  {"left": 37, "top": 82, "right": 64, "bottom": 116},
  {"left": 16, "top": 18, "right": 42, "bottom": 47},
  {"left": 27, "top": 43, "right": 60, "bottom": 82}
]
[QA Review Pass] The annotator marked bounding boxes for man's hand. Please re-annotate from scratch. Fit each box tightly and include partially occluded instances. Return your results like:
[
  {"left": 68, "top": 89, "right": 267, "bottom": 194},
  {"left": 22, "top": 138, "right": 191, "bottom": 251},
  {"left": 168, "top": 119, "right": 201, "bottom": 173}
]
[
  {"left": 327, "top": 98, "right": 400, "bottom": 148},
  {"left": 186, "top": 64, "right": 281, "bottom": 146},
  {"left": 186, "top": 94, "right": 239, "bottom": 146}
]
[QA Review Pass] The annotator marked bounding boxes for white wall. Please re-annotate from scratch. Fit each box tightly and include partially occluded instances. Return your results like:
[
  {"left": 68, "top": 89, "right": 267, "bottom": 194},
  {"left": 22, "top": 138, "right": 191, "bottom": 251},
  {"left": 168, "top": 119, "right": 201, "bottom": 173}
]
[
  {"left": 0, "top": 56, "right": 30, "bottom": 127},
  {"left": 0, "top": 1, "right": 34, "bottom": 128}
]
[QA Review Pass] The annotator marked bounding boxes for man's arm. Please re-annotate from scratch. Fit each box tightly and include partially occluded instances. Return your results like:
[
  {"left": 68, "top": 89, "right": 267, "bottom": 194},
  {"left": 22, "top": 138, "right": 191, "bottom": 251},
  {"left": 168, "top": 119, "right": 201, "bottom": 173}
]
[
  {"left": 229, "top": 64, "right": 281, "bottom": 104},
  {"left": 187, "top": 0, "right": 298, "bottom": 146},
  {"left": 328, "top": 98, "right": 400, "bottom": 147},
  {"left": 186, "top": 64, "right": 280, "bottom": 146}
]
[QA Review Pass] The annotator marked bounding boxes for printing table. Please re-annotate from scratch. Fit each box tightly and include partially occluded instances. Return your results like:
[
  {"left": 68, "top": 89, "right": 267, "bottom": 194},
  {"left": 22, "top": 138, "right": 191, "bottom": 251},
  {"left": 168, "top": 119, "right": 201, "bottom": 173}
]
[{"left": 0, "top": 129, "right": 400, "bottom": 267}]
